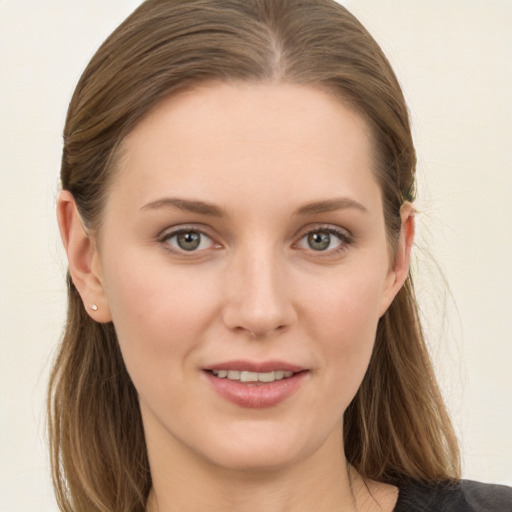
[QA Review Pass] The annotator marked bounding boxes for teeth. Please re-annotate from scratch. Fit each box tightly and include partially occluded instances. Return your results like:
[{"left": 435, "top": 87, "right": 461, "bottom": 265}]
[
  {"left": 257, "top": 371, "right": 276, "bottom": 383},
  {"left": 211, "top": 369, "right": 295, "bottom": 382},
  {"left": 240, "top": 371, "right": 259, "bottom": 382}
]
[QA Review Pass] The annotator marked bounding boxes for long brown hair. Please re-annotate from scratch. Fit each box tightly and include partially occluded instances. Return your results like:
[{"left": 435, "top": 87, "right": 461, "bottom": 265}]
[{"left": 49, "top": 1, "right": 460, "bottom": 510}]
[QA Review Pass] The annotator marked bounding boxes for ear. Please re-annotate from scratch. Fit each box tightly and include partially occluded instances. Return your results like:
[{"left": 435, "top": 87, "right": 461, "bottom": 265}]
[
  {"left": 57, "top": 190, "right": 112, "bottom": 323},
  {"left": 378, "top": 202, "right": 415, "bottom": 317}
]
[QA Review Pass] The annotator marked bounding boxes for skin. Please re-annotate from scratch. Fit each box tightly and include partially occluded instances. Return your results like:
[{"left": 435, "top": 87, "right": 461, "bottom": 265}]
[{"left": 58, "top": 82, "right": 414, "bottom": 511}]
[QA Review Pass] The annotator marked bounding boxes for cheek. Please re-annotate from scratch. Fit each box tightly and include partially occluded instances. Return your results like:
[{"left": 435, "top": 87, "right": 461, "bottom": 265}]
[
  {"left": 306, "top": 266, "right": 385, "bottom": 339},
  {"left": 303, "top": 267, "right": 386, "bottom": 393},
  {"left": 101, "top": 253, "right": 220, "bottom": 374}
]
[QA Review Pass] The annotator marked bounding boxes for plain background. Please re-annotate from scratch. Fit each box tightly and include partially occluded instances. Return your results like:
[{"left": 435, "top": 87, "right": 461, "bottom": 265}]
[{"left": 0, "top": 1, "right": 511, "bottom": 510}]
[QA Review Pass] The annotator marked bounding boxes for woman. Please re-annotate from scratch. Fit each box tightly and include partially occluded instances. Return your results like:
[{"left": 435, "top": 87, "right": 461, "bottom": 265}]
[{"left": 49, "top": 1, "right": 511, "bottom": 511}]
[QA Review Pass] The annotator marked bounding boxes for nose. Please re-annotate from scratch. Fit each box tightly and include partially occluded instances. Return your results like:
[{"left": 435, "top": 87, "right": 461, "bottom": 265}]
[{"left": 221, "top": 248, "right": 297, "bottom": 338}]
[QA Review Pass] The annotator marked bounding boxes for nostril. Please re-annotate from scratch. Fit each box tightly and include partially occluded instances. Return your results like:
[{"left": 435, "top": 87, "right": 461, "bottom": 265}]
[{"left": 245, "top": 323, "right": 288, "bottom": 339}]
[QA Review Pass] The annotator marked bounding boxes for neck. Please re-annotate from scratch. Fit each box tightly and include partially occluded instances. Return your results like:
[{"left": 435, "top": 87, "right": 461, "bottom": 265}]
[{"left": 145, "top": 422, "right": 359, "bottom": 512}]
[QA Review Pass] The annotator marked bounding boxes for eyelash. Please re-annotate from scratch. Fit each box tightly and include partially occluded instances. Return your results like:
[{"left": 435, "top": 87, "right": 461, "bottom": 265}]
[
  {"left": 158, "top": 226, "right": 217, "bottom": 254},
  {"left": 157, "top": 225, "right": 353, "bottom": 256},
  {"left": 296, "top": 226, "right": 353, "bottom": 255}
]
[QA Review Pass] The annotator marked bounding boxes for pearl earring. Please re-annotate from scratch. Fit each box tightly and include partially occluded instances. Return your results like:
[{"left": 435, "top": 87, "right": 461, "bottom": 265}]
[{"left": 90, "top": 304, "right": 98, "bottom": 311}]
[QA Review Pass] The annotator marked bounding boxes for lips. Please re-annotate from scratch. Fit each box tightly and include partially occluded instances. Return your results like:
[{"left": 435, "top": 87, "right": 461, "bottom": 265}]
[
  {"left": 203, "top": 360, "right": 308, "bottom": 408},
  {"left": 211, "top": 369, "right": 294, "bottom": 383}
]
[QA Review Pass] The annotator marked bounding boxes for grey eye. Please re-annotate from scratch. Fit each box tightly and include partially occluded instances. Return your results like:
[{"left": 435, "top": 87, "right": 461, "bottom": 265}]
[
  {"left": 163, "top": 229, "right": 215, "bottom": 252},
  {"left": 297, "top": 228, "right": 347, "bottom": 253},
  {"left": 176, "top": 231, "right": 202, "bottom": 251},
  {"left": 307, "top": 232, "right": 331, "bottom": 251}
]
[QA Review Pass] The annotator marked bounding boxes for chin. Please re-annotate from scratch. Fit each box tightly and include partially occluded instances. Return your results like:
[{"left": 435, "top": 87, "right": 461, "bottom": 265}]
[
  {"left": 204, "top": 444, "right": 308, "bottom": 473},
  {"left": 194, "top": 419, "right": 340, "bottom": 474}
]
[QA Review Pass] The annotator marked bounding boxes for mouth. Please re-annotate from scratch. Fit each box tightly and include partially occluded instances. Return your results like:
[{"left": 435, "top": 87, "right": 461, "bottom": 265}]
[
  {"left": 209, "top": 369, "right": 296, "bottom": 383},
  {"left": 203, "top": 361, "right": 308, "bottom": 408}
]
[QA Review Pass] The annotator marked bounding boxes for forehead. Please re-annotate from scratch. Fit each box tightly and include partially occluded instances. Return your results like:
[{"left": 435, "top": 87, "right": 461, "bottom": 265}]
[{"left": 109, "top": 82, "right": 380, "bottom": 216}]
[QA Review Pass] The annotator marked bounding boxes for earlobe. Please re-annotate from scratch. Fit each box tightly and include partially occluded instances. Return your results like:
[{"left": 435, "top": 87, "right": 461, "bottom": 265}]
[
  {"left": 56, "top": 190, "right": 112, "bottom": 322},
  {"left": 379, "top": 203, "right": 415, "bottom": 317}
]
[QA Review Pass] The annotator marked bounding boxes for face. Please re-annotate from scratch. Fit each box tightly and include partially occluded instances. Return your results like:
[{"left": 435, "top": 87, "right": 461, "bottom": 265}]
[{"left": 91, "top": 83, "right": 409, "bottom": 473}]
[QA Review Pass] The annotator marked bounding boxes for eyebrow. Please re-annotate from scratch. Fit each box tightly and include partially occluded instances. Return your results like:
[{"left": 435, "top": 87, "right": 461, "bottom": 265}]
[
  {"left": 141, "top": 197, "right": 224, "bottom": 217},
  {"left": 141, "top": 196, "right": 367, "bottom": 218},
  {"left": 294, "top": 197, "right": 368, "bottom": 216}
]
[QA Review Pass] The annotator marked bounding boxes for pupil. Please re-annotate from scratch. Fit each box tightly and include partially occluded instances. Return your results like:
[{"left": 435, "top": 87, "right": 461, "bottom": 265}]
[
  {"left": 177, "top": 232, "right": 200, "bottom": 251},
  {"left": 308, "top": 232, "right": 330, "bottom": 251}
]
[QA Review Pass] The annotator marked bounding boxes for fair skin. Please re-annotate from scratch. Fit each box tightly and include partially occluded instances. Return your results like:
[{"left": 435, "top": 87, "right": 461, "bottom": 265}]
[{"left": 58, "top": 83, "right": 414, "bottom": 512}]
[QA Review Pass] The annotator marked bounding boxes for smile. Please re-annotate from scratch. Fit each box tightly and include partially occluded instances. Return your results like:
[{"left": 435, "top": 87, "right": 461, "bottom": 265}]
[
  {"left": 204, "top": 362, "right": 308, "bottom": 408},
  {"left": 210, "top": 370, "right": 295, "bottom": 383}
]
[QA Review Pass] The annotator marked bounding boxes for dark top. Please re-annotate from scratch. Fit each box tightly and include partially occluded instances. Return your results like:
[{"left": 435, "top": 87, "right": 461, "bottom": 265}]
[{"left": 394, "top": 479, "right": 512, "bottom": 511}]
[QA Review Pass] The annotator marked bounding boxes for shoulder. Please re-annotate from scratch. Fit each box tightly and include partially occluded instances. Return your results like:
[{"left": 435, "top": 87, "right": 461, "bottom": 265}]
[{"left": 394, "top": 479, "right": 512, "bottom": 512}]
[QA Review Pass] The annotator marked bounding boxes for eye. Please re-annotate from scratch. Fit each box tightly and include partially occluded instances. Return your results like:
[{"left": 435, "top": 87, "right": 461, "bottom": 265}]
[
  {"left": 296, "top": 227, "right": 350, "bottom": 252},
  {"left": 160, "top": 228, "right": 216, "bottom": 253}
]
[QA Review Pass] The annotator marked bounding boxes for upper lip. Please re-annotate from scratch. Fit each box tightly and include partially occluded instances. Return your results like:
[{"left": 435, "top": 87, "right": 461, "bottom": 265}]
[{"left": 204, "top": 360, "right": 306, "bottom": 373}]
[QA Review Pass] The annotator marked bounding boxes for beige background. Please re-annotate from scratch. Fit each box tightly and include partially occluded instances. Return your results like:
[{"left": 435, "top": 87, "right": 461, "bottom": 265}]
[{"left": 0, "top": 1, "right": 510, "bottom": 510}]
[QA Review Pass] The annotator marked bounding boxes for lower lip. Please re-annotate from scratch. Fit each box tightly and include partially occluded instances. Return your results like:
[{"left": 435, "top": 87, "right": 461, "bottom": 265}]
[{"left": 204, "top": 371, "right": 308, "bottom": 408}]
